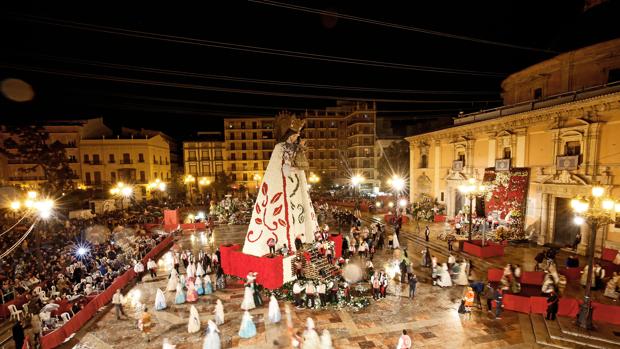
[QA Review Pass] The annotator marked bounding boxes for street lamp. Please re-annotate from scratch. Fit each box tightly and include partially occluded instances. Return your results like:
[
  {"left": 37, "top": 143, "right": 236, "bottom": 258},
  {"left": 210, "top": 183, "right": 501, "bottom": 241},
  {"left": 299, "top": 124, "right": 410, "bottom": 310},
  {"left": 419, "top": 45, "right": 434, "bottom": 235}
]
[
  {"left": 148, "top": 178, "right": 167, "bottom": 200},
  {"left": 571, "top": 185, "right": 620, "bottom": 330},
  {"left": 252, "top": 174, "right": 261, "bottom": 192},
  {"left": 110, "top": 182, "right": 132, "bottom": 211},
  {"left": 351, "top": 174, "right": 364, "bottom": 215},
  {"left": 458, "top": 177, "right": 487, "bottom": 242},
  {"left": 198, "top": 177, "right": 211, "bottom": 202},
  {"left": 184, "top": 174, "right": 196, "bottom": 203}
]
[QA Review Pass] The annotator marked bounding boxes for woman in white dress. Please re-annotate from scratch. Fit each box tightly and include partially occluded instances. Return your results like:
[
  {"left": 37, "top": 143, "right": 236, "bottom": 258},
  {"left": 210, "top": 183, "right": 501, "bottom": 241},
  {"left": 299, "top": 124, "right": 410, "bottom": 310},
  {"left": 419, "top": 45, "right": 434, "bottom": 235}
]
[
  {"left": 455, "top": 261, "right": 469, "bottom": 286},
  {"left": 268, "top": 295, "right": 281, "bottom": 323},
  {"left": 303, "top": 317, "right": 321, "bottom": 349},
  {"left": 437, "top": 263, "right": 453, "bottom": 287},
  {"left": 196, "top": 263, "right": 205, "bottom": 278},
  {"left": 392, "top": 230, "right": 400, "bottom": 249},
  {"left": 203, "top": 320, "right": 220, "bottom": 349},
  {"left": 187, "top": 305, "right": 201, "bottom": 333},
  {"left": 240, "top": 274, "right": 256, "bottom": 310},
  {"left": 242, "top": 114, "right": 319, "bottom": 257},
  {"left": 214, "top": 299, "right": 225, "bottom": 325},
  {"left": 166, "top": 269, "right": 179, "bottom": 292},
  {"left": 187, "top": 262, "right": 196, "bottom": 279},
  {"left": 154, "top": 288, "right": 167, "bottom": 310},
  {"left": 320, "top": 329, "right": 333, "bottom": 349}
]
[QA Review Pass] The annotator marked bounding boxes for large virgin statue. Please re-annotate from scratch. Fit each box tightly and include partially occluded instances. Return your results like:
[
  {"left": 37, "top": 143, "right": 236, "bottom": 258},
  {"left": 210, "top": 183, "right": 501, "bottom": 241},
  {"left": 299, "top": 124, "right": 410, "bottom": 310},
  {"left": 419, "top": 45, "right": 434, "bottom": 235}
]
[{"left": 242, "top": 113, "right": 319, "bottom": 257}]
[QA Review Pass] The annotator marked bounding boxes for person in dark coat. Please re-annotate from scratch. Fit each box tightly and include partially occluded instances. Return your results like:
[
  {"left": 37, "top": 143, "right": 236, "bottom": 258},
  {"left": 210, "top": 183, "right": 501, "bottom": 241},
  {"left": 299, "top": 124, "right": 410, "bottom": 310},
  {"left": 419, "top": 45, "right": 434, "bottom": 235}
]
[
  {"left": 252, "top": 279, "right": 263, "bottom": 306},
  {"left": 12, "top": 320, "right": 24, "bottom": 349},
  {"left": 342, "top": 237, "right": 349, "bottom": 259},
  {"left": 546, "top": 290, "right": 559, "bottom": 320}
]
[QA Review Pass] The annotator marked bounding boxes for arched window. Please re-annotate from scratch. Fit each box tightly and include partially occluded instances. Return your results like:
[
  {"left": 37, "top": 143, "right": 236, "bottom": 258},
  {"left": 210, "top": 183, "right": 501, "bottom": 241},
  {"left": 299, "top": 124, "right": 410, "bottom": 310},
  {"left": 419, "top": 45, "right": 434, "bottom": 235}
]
[{"left": 420, "top": 154, "right": 428, "bottom": 168}]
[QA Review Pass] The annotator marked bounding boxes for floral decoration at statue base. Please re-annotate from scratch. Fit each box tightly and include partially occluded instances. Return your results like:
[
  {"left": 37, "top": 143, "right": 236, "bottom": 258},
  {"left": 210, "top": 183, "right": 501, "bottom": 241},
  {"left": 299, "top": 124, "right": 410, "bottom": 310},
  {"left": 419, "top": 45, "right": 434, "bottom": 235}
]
[
  {"left": 410, "top": 194, "right": 446, "bottom": 221},
  {"left": 483, "top": 167, "right": 530, "bottom": 240},
  {"left": 209, "top": 196, "right": 253, "bottom": 225}
]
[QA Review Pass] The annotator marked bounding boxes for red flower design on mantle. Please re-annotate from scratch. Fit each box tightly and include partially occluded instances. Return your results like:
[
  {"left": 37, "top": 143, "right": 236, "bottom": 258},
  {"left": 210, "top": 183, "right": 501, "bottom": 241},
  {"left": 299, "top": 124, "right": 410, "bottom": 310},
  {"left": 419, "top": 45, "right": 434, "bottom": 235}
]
[{"left": 246, "top": 181, "right": 286, "bottom": 245}]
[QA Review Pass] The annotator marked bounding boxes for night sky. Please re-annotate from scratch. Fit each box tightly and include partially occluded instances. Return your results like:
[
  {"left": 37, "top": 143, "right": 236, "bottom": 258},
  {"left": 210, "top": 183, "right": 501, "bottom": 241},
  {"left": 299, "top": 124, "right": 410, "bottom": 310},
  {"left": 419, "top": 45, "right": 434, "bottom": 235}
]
[{"left": 1, "top": 0, "right": 618, "bottom": 138}]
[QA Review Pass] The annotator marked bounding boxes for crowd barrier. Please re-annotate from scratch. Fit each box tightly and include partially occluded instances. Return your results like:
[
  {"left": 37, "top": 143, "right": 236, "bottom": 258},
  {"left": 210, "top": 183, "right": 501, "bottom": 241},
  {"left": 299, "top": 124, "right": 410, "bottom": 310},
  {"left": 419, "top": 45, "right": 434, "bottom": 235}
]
[
  {"left": 220, "top": 244, "right": 284, "bottom": 290},
  {"left": 144, "top": 223, "right": 206, "bottom": 233},
  {"left": 463, "top": 240, "right": 504, "bottom": 258},
  {"left": 40, "top": 235, "right": 174, "bottom": 349},
  {"left": 486, "top": 269, "right": 620, "bottom": 325}
]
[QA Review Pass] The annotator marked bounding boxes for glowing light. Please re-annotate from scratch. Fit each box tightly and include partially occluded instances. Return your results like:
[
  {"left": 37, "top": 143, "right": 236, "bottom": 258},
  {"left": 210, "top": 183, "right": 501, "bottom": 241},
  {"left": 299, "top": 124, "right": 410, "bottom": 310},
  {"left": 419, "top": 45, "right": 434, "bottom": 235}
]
[
  {"left": 351, "top": 175, "right": 364, "bottom": 186},
  {"left": 158, "top": 182, "right": 167, "bottom": 191},
  {"left": 388, "top": 202, "right": 394, "bottom": 208},
  {"left": 199, "top": 177, "right": 211, "bottom": 186},
  {"left": 570, "top": 198, "right": 580, "bottom": 209},
  {"left": 24, "top": 199, "right": 34, "bottom": 208},
  {"left": 375, "top": 201, "right": 382, "bottom": 208},
  {"left": 10, "top": 201, "right": 21, "bottom": 211},
  {"left": 253, "top": 174, "right": 262, "bottom": 181},
  {"left": 121, "top": 187, "right": 132, "bottom": 197},
  {"left": 110, "top": 188, "right": 119, "bottom": 195},
  {"left": 592, "top": 186, "right": 605, "bottom": 198},
  {"left": 39, "top": 210, "right": 51, "bottom": 219},
  {"left": 188, "top": 213, "right": 195, "bottom": 221},
  {"left": 308, "top": 173, "right": 320, "bottom": 184},
  {"left": 398, "top": 199, "right": 408, "bottom": 207},
  {"left": 616, "top": 203, "right": 620, "bottom": 213},
  {"left": 391, "top": 176, "right": 405, "bottom": 192},
  {"left": 602, "top": 199, "right": 614, "bottom": 211},
  {"left": 573, "top": 216, "right": 585, "bottom": 225},
  {"left": 196, "top": 211, "right": 206, "bottom": 220},
  {"left": 574, "top": 201, "right": 589, "bottom": 214},
  {"left": 184, "top": 174, "right": 195, "bottom": 184},
  {"left": 468, "top": 178, "right": 476, "bottom": 185},
  {"left": 71, "top": 242, "right": 91, "bottom": 259},
  {"left": 190, "top": 234, "right": 196, "bottom": 243},
  {"left": 27, "top": 191, "right": 38, "bottom": 199}
]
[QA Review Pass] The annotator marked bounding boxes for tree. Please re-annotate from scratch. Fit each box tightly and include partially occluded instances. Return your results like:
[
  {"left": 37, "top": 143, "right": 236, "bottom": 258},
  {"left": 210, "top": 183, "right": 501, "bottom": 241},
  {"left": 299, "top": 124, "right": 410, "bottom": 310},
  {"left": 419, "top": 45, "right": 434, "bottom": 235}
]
[
  {"left": 377, "top": 140, "right": 410, "bottom": 185},
  {"left": 1, "top": 125, "right": 75, "bottom": 194},
  {"left": 212, "top": 171, "right": 233, "bottom": 199}
]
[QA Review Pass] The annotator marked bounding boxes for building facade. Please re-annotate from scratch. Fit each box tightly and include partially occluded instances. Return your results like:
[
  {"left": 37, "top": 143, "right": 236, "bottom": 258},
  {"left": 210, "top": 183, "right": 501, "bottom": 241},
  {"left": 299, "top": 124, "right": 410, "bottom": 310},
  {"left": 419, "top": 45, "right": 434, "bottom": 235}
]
[
  {"left": 183, "top": 131, "right": 225, "bottom": 182},
  {"left": 79, "top": 134, "right": 171, "bottom": 198},
  {"left": 407, "top": 38, "right": 620, "bottom": 253},
  {"left": 223, "top": 117, "right": 275, "bottom": 192},
  {"left": 0, "top": 118, "right": 112, "bottom": 187}
]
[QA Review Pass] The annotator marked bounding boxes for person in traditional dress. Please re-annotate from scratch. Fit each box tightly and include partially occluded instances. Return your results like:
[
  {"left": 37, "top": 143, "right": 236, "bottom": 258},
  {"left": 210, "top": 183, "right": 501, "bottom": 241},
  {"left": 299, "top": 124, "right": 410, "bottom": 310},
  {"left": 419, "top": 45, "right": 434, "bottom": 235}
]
[
  {"left": 195, "top": 276, "right": 205, "bottom": 296},
  {"left": 436, "top": 263, "right": 452, "bottom": 287},
  {"left": 186, "top": 279, "right": 199, "bottom": 302},
  {"left": 268, "top": 295, "right": 281, "bottom": 323},
  {"left": 147, "top": 258, "right": 158, "bottom": 279},
  {"left": 396, "top": 330, "right": 412, "bottom": 349},
  {"left": 175, "top": 282, "right": 186, "bottom": 304},
  {"left": 188, "top": 305, "right": 201, "bottom": 333},
  {"left": 303, "top": 317, "right": 321, "bottom": 349},
  {"left": 241, "top": 274, "right": 256, "bottom": 310},
  {"left": 238, "top": 311, "right": 257, "bottom": 339},
  {"left": 214, "top": 299, "right": 225, "bottom": 325},
  {"left": 463, "top": 287, "right": 475, "bottom": 319},
  {"left": 196, "top": 262, "right": 205, "bottom": 278},
  {"left": 392, "top": 229, "right": 400, "bottom": 249},
  {"left": 603, "top": 272, "right": 619, "bottom": 300},
  {"left": 167, "top": 268, "right": 179, "bottom": 292},
  {"left": 204, "top": 275, "right": 214, "bottom": 295},
  {"left": 216, "top": 266, "right": 226, "bottom": 289},
  {"left": 187, "top": 262, "right": 196, "bottom": 279},
  {"left": 155, "top": 288, "right": 167, "bottom": 311},
  {"left": 251, "top": 273, "right": 263, "bottom": 306},
  {"left": 139, "top": 306, "right": 152, "bottom": 342},
  {"left": 305, "top": 281, "right": 317, "bottom": 308},
  {"left": 242, "top": 114, "right": 318, "bottom": 257},
  {"left": 203, "top": 320, "right": 220, "bottom": 349},
  {"left": 541, "top": 273, "right": 556, "bottom": 294},
  {"left": 593, "top": 263, "right": 606, "bottom": 290},
  {"left": 320, "top": 329, "right": 333, "bottom": 349}
]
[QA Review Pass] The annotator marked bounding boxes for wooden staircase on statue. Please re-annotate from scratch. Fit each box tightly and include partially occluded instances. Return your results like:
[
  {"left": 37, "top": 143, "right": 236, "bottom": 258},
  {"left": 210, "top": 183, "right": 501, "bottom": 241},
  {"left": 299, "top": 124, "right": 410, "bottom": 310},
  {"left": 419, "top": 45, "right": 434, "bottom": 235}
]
[{"left": 293, "top": 244, "right": 341, "bottom": 282}]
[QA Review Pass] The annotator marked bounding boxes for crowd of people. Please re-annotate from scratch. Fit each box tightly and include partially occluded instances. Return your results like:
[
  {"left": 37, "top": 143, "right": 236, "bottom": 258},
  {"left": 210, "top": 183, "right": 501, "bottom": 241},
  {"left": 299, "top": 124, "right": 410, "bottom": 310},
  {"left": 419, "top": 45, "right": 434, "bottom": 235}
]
[{"left": 0, "top": 206, "right": 170, "bottom": 349}]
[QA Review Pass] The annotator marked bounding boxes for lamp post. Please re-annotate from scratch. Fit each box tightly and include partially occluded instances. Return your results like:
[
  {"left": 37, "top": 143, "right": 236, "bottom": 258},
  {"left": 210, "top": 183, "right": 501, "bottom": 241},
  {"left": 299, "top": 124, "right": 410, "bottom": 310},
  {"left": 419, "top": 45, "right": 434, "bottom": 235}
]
[
  {"left": 458, "top": 178, "right": 487, "bottom": 242},
  {"left": 571, "top": 186, "right": 620, "bottom": 330},
  {"left": 199, "top": 177, "right": 211, "bottom": 202},
  {"left": 184, "top": 174, "right": 196, "bottom": 204},
  {"left": 252, "top": 174, "right": 261, "bottom": 193},
  {"left": 388, "top": 175, "right": 406, "bottom": 215},
  {"left": 148, "top": 179, "right": 167, "bottom": 202}
]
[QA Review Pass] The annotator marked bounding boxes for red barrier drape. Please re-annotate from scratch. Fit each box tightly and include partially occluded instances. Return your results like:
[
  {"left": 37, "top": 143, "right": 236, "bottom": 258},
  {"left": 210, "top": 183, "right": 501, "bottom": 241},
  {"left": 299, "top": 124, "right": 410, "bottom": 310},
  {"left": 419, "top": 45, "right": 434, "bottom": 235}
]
[
  {"left": 502, "top": 294, "right": 531, "bottom": 313},
  {"left": 530, "top": 296, "right": 548, "bottom": 314},
  {"left": 463, "top": 240, "right": 504, "bottom": 258},
  {"left": 592, "top": 302, "right": 620, "bottom": 325},
  {"left": 220, "top": 244, "right": 284, "bottom": 289},
  {"left": 601, "top": 248, "right": 618, "bottom": 262},
  {"left": 164, "top": 209, "right": 179, "bottom": 226},
  {"left": 557, "top": 298, "right": 581, "bottom": 317},
  {"left": 487, "top": 268, "right": 503, "bottom": 282},
  {"left": 520, "top": 271, "right": 545, "bottom": 285},
  {"left": 40, "top": 235, "right": 173, "bottom": 349},
  {"left": 328, "top": 234, "right": 343, "bottom": 259},
  {"left": 559, "top": 267, "right": 582, "bottom": 282}
]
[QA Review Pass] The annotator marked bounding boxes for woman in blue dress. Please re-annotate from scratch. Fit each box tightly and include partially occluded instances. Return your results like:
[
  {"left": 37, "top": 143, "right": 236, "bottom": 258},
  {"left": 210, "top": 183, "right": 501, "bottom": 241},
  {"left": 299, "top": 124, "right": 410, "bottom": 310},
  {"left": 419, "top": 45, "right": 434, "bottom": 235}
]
[
  {"left": 204, "top": 275, "right": 214, "bottom": 295},
  {"left": 238, "top": 310, "right": 256, "bottom": 339},
  {"left": 195, "top": 276, "right": 205, "bottom": 296},
  {"left": 175, "top": 282, "right": 186, "bottom": 304}
]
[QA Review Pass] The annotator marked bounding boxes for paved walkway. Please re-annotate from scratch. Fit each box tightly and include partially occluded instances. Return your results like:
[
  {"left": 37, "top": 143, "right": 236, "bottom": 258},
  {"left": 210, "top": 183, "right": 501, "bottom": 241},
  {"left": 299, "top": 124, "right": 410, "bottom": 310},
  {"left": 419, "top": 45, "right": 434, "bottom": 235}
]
[{"left": 63, "top": 223, "right": 542, "bottom": 349}]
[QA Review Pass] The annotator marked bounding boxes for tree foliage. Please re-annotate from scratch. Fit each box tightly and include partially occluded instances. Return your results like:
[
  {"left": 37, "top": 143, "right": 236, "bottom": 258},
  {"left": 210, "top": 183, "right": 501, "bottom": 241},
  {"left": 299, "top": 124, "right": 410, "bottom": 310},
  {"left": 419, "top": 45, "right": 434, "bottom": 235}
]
[
  {"left": 377, "top": 140, "right": 410, "bottom": 184},
  {"left": 1, "top": 125, "right": 75, "bottom": 194},
  {"left": 212, "top": 171, "right": 233, "bottom": 199}
]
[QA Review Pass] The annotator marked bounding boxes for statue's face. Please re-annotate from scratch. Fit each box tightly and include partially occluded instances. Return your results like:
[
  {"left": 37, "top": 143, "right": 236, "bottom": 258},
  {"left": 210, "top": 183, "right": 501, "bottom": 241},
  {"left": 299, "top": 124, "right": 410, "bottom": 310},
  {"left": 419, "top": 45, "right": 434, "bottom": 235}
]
[{"left": 287, "top": 133, "right": 299, "bottom": 143}]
